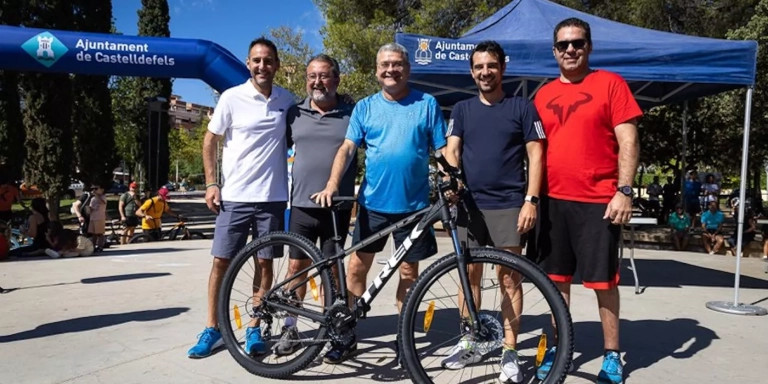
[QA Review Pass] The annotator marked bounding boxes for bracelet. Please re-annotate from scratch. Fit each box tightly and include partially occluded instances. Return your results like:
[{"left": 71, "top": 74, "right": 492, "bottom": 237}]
[{"left": 205, "top": 183, "right": 219, "bottom": 189}]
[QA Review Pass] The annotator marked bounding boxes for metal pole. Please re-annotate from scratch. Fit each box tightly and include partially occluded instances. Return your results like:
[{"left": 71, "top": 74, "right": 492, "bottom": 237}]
[
  {"left": 155, "top": 103, "right": 161, "bottom": 191},
  {"left": 706, "top": 87, "right": 767, "bottom": 316},
  {"left": 680, "top": 102, "right": 688, "bottom": 195}
]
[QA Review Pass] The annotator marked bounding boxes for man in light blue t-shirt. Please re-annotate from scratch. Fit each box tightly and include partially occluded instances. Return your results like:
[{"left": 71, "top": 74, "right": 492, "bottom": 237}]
[{"left": 313, "top": 42, "right": 447, "bottom": 363}]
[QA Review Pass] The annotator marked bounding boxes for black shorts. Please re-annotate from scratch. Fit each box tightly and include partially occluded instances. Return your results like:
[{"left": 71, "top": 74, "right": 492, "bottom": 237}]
[
  {"left": 146, "top": 228, "right": 162, "bottom": 241},
  {"left": 289, "top": 206, "right": 352, "bottom": 259},
  {"left": 124, "top": 216, "right": 140, "bottom": 228},
  {"left": 352, "top": 205, "right": 437, "bottom": 263},
  {"left": 537, "top": 197, "right": 620, "bottom": 289}
]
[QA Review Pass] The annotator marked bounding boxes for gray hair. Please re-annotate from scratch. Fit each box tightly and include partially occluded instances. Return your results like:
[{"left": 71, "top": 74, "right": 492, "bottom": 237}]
[
  {"left": 307, "top": 54, "right": 340, "bottom": 77},
  {"left": 377, "top": 42, "right": 409, "bottom": 64}
]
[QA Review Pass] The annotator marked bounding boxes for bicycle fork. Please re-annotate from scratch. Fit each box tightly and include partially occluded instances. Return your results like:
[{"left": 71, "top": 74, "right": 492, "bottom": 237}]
[{"left": 440, "top": 196, "right": 484, "bottom": 338}]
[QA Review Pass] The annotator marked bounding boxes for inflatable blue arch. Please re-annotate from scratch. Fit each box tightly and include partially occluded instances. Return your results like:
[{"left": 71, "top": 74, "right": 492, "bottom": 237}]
[{"left": 0, "top": 25, "right": 249, "bottom": 92}]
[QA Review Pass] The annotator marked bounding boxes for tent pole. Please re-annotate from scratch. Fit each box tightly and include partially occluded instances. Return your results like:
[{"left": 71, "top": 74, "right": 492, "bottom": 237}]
[
  {"left": 706, "top": 87, "right": 767, "bottom": 316},
  {"left": 680, "top": 102, "right": 688, "bottom": 195}
]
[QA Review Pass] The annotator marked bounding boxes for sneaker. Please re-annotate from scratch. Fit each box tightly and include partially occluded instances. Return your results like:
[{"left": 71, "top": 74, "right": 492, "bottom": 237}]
[
  {"left": 187, "top": 327, "right": 224, "bottom": 358},
  {"left": 323, "top": 338, "right": 357, "bottom": 364},
  {"left": 245, "top": 326, "right": 267, "bottom": 355},
  {"left": 535, "top": 346, "right": 556, "bottom": 380},
  {"left": 597, "top": 351, "right": 623, "bottom": 384},
  {"left": 273, "top": 326, "right": 301, "bottom": 356},
  {"left": 441, "top": 335, "right": 482, "bottom": 370},
  {"left": 45, "top": 249, "right": 61, "bottom": 259},
  {"left": 498, "top": 348, "right": 523, "bottom": 383}
]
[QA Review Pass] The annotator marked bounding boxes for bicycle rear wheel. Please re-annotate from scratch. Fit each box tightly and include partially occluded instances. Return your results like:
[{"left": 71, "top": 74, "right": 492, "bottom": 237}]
[
  {"left": 217, "top": 231, "right": 335, "bottom": 379},
  {"left": 399, "top": 248, "right": 573, "bottom": 384},
  {"left": 128, "top": 234, "right": 151, "bottom": 243},
  {"left": 181, "top": 230, "right": 206, "bottom": 240}
]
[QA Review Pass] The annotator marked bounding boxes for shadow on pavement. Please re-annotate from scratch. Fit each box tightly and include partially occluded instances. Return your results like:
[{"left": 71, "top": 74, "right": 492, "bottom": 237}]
[
  {"left": 615, "top": 258, "right": 768, "bottom": 290},
  {"left": 103, "top": 247, "right": 190, "bottom": 256},
  {"left": 571, "top": 318, "right": 718, "bottom": 382},
  {"left": 81, "top": 272, "right": 171, "bottom": 284},
  {"left": 0, "top": 307, "right": 190, "bottom": 343}
]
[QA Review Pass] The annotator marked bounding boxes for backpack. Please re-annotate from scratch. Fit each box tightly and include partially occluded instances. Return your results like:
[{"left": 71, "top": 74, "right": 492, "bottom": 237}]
[{"left": 70, "top": 192, "right": 92, "bottom": 217}]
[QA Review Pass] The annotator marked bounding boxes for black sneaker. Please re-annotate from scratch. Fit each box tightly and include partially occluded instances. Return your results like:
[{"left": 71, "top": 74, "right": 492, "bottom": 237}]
[{"left": 323, "top": 341, "right": 357, "bottom": 364}]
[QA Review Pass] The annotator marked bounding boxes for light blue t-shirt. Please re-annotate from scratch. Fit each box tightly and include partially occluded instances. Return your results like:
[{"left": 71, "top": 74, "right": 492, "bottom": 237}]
[{"left": 347, "top": 90, "right": 447, "bottom": 213}]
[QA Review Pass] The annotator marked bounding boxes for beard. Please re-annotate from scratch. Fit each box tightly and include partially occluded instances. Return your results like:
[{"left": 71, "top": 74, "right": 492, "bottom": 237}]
[{"left": 309, "top": 88, "right": 334, "bottom": 103}]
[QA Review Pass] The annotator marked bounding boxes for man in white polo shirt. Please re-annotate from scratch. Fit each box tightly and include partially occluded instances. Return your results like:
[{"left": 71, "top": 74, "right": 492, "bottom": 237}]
[{"left": 188, "top": 37, "right": 295, "bottom": 358}]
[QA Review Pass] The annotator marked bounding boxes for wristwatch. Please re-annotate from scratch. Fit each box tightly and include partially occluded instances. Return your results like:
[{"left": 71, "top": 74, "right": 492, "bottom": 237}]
[
  {"left": 617, "top": 185, "right": 634, "bottom": 197},
  {"left": 525, "top": 195, "right": 540, "bottom": 205}
]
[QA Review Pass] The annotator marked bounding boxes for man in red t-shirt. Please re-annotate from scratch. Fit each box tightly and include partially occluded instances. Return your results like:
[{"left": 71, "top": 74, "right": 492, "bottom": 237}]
[{"left": 533, "top": 17, "right": 641, "bottom": 384}]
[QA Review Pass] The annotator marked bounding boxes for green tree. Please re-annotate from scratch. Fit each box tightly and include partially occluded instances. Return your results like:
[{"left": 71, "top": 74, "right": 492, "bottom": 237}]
[
  {"left": 0, "top": 0, "right": 25, "bottom": 180},
  {"left": 137, "top": 0, "right": 172, "bottom": 191},
  {"left": 71, "top": 0, "right": 116, "bottom": 187},
  {"left": 169, "top": 119, "right": 207, "bottom": 180},
  {"left": 725, "top": 0, "right": 768, "bottom": 192},
  {"left": 271, "top": 26, "right": 315, "bottom": 99},
  {"left": 111, "top": 76, "right": 144, "bottom": 181},
  {"left": 19, "top": 0, "right": 75, "bottom": 220}
]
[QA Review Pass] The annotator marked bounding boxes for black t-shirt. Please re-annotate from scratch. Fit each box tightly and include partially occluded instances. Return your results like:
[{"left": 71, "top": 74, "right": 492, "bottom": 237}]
[{"left": 449, "top": 95, "right": 545, "bottom": 209}]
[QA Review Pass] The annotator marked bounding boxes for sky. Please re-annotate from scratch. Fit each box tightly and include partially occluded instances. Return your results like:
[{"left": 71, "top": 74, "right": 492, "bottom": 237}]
[{"left": 112, "top": 0, "right": 325, "bottom": 107}]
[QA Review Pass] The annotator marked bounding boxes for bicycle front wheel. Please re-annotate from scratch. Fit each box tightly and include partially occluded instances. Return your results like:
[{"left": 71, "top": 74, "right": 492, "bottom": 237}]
[
  {"left": 399, "top": 248, "right": 573, "bottom": 384},
  {"left": 217, "top": 231, "right": 335, "bottom": 379}
]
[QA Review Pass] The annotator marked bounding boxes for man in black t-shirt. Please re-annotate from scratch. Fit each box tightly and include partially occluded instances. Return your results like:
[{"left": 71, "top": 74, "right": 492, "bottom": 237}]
[{"left": 444, "top": 40, "right": 545, "bottom": 383}]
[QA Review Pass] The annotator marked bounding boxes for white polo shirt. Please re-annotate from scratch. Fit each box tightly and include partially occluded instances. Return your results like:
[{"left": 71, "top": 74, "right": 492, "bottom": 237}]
[{"left": 208, "top": 80, "right": 295, "bottom": 203}]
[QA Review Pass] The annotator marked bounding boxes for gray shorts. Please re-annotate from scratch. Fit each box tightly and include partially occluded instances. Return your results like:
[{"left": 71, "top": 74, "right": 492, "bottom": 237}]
[
  {"left": 211, "top": 201, "right": 286, "bottom": 259},
  {"left": 457, "top": 207, "right": 522, "bottom": 248}
]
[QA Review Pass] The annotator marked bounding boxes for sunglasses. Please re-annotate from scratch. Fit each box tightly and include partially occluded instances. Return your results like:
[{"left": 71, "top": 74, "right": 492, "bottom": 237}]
[{"left": 554, "top": 39, "right": 587, "bottom": 52}]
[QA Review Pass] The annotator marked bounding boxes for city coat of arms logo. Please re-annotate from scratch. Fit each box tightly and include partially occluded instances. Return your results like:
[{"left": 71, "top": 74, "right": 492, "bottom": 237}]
[
  {"left": 415, "top": 38, "right": 432, "bottom": 65},
  {"left": 21, "top": 32, "right": 69, "bottom": 68}
]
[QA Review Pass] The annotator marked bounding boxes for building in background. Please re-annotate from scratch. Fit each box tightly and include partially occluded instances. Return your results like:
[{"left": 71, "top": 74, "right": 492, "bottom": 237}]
[{"left": 168, "top": 95, "right": 213, "bottom": 132}]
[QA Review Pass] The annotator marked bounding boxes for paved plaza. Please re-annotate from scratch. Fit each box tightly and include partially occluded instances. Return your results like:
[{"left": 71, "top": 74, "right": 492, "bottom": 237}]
[{"left": 2, "top": 232, "right": 768, "bottom": 383}]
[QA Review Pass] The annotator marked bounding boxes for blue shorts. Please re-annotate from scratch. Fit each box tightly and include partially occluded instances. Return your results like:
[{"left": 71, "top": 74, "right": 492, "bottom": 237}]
[
  {"left": 352, "top": 205, "right": 437, "bottom": 263},
  {"left": 211, "top": 201, "right": 286, "bottom": 259}
]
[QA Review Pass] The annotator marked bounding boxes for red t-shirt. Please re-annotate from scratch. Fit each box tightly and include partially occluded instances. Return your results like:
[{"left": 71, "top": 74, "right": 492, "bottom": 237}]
[{"left": 534, "top": 70, "right": 642, "bottom": 203}]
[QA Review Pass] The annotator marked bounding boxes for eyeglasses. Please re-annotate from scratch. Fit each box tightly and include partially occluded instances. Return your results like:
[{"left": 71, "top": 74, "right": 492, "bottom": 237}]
[
  {"left": 306, "top": 73, "right": 334, "bottom": 82},
  {"left": 377, "top": 61, "right": 405, "bottom": 70},
  {"left": 554, "top": 39, "right": 587, "bottom": 52}
]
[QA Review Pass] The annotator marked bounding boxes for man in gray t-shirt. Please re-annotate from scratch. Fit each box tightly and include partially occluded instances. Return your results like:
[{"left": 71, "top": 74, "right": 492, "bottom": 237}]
[{"left": 272, "top": 54, "right": 357, "bottom": 358}]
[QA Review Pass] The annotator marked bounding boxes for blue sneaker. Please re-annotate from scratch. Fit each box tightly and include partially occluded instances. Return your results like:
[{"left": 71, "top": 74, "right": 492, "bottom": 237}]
[
  {"left": 597, "top": 351, "right": 624, "bottom": 384},
  {"left": 245, "top": 326, "right": 267, "bottom": 355},
  {"left": 187, "top": 327, "right": 223, "bottom": 358},
  {"left": 535, "top": 346, "right": 557, "bottom": 380}
]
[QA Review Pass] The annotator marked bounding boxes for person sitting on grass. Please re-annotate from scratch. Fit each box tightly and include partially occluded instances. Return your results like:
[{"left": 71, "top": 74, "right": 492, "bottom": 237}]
[
  {"left": 668, "top": 203, "right": 692, "bottom": 251},
  {"left": 9, "top": 197, "right": 50, "bottom": 257},
  {"left": 700, "top": 201, "right": 725, "bottom": 255}
]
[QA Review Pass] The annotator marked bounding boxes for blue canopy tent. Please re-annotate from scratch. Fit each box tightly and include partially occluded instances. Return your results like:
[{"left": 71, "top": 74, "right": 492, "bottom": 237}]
[{"left": 396, "top": 0, "right": 763, "bottom": 315}]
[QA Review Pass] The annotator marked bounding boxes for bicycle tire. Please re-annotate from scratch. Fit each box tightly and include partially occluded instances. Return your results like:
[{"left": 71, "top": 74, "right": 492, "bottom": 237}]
[
  {"left": 399, "top": 248, "right": 573, "bottom": 384},
  {"left": 217, "top": 231, "right": 334, "bottom": 379},
  {"left": 129, "top": 234, "right": 151, "bottom": 243},
  {"left": 181, "top": 231, "right": 206, "bottom": 240}
]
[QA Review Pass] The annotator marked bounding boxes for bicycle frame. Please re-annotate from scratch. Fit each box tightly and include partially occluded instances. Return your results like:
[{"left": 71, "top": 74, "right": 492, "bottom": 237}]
[{"left": 264, "top": 155, "right": 485, "bottom": 335}]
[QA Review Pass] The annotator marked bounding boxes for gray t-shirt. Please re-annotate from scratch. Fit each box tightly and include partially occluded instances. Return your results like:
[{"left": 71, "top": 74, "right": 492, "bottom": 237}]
[{"left": 288, "top": 97, "right": 357, "bottom": 208}]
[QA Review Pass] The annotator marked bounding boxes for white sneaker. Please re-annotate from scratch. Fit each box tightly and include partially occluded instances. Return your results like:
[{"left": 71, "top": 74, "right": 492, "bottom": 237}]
[
  {"left": 45, "top": 249, "right": 61, "bottom": 259},
  {"left": 441, "top": 335, "right": 482, "bottom": 370},
  {"left": 498, "top": 348, "right": 523, "bottom": 383},
  {"left": 709, "top": 251, "right": 715, "bottom": 255}
]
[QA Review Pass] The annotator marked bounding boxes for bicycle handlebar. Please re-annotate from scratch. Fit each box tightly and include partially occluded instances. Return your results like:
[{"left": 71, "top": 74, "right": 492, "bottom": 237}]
[{"left": 433, "top": 150, "right": 462, "bottom": 179}]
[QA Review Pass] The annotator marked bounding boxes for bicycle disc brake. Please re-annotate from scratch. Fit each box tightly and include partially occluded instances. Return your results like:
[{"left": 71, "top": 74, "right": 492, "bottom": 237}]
[{"left": 473, "top": 314, "right": 504, "bottom": 355}]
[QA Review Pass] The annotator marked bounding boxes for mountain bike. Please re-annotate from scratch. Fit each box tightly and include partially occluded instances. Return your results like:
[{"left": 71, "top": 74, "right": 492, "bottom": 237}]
[
  {"left": 217, "top": 152, "right": 573, "bottom": 383},
  {"left": 128, "top": 216, "right": 206, "bottom": 243}
]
